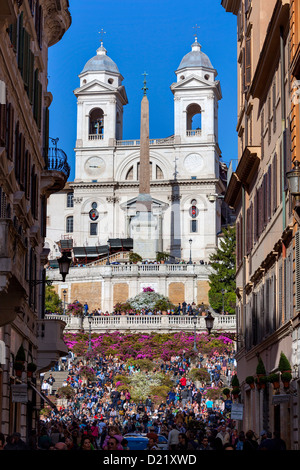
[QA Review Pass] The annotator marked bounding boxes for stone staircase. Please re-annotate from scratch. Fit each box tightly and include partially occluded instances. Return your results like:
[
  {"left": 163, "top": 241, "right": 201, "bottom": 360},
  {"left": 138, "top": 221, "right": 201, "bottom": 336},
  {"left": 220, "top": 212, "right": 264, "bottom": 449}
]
[{"left": 43, "top": 370, "right": 69, "bottom": 394}]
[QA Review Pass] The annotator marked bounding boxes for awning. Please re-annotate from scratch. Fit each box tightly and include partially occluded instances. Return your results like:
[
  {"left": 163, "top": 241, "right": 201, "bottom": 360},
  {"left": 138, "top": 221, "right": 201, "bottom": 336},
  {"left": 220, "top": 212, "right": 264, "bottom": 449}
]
[
  {"left": 28, "top": 382, "right": 57, "bottom": 410},
  {"left": 73, "top": 246, "right": 107, "bottom": 258}
]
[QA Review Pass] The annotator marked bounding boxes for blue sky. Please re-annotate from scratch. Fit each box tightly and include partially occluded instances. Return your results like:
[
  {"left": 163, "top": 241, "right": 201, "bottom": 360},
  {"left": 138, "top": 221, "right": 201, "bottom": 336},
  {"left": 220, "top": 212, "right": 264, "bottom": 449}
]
[{"left": 48, "top": 0, "right": 237, "bottom": 181}]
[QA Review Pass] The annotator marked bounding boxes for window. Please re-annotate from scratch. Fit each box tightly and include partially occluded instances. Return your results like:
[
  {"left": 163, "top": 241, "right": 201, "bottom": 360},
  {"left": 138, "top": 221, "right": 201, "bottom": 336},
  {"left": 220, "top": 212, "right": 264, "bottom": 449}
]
[
  {"left": 90, "top": 223, "right": 98, "bottom": 236},
  {"left": 191, "top": 220, "right": 198, "bottom": 233},
  {"left": 66, "top": 216, "right": 73, "bottom": 233},
  {"left": 186, "top": 103, "right": 202, "bottom": 132},
  {"left": 89, "top": 108, "right": 104, "bottom": 136},
  {"left": 67, "top": 192, "right": 73, "bottom": 208}
]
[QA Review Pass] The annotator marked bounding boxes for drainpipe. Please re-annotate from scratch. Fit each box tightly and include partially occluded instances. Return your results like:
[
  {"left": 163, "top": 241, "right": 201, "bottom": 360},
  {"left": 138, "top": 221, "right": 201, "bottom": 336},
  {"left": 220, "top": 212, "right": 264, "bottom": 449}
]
[{"left": 280, "top": 26, "right": 286, "bottom": 230}]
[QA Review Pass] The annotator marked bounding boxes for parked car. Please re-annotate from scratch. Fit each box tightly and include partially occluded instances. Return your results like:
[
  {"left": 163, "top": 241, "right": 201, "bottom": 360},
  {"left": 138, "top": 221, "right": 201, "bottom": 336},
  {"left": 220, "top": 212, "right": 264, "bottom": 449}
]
[
  {"left": 123, "top": 434, "right": 148, "bottom": 450},
  {"left": 124, "top": 433, "right": 168, "bottom": 450}
]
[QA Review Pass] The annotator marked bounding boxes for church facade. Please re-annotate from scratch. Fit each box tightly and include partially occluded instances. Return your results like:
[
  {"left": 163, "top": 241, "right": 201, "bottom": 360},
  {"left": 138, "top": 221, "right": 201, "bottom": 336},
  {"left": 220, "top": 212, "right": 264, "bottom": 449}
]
[{"left": 46, "top": 37, "right": 230, "bottom": 311}]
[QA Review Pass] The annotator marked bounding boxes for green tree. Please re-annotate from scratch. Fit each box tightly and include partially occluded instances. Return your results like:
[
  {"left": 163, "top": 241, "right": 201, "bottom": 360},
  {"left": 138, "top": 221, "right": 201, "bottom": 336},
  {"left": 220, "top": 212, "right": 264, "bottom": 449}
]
[
  {"left": 45, "top": 284, "right": 62, "bottom": 314},
  {"left": 208, "top": 225, "right": 236, "bottom": 314}
]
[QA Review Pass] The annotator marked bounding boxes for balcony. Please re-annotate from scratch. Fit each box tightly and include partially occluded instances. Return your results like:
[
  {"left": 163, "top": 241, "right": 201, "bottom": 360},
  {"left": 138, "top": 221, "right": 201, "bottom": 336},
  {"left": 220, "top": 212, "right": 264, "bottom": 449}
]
[
  {"left": 41, "top": 146, "right": 70, "bottom": 197},
  {"left": 36, "top": 318, "right": 68, "bottom": 372}
]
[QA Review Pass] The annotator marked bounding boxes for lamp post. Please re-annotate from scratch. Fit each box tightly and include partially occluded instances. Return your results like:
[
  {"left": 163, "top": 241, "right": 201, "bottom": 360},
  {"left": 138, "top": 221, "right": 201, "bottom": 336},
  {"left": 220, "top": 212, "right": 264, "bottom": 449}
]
[
  {"left": 204, "top": 310, "right": 215, "bottom": 335},
  {"left": 192, "top": 315, "right": 198, "bottom": 352},
  {"left": 287, "top": 160, "right": 300, "bottom": 223},
  {"left": 63, "top": 289, "right": 67, "bottom": 315},
  {"left": 57, "top": 252, "right": 72, "bottom": 282},
  {"left": 221, "top": 288, "right": 225, "bottom": 314},
  {"left": 88, "top": 315, "right": 93, "bottom": 352},
  {"left": 106, "top": 240, "right": 110, "bottom": 265},
  {"left": 188, "top": 238, "right": 193, "bottom": 264}
]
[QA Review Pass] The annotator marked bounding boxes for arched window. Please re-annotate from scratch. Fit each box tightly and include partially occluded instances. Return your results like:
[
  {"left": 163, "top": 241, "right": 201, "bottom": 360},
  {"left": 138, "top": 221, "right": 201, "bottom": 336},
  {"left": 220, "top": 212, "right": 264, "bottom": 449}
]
[
  {"left": 89, "top": 108, "right": 104, "bottom": 136},
  {"left": 125, "top": 166, "right": 134, "bottom": 180},
  {"left": 186, "top": 103, "right": 202, "bottom": 133},
  {"left": 189, "top": 201, "right": 198, "bottom": 233},
  {"left": 66, "top": 215, "right": 73, "bottom": 233},
  {"left": 67, "top": 192, "right": 73, "bottom": 208}
]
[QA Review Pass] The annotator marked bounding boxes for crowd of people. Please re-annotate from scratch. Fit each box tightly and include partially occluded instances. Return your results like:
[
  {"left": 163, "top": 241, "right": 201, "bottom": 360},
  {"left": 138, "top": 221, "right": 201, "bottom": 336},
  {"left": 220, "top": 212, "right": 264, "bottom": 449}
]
[
  {"left": 65, "top": 301, "right": 232, "bottom": 317},
  {"left": 0, "top": 344, "right": 287, "bottom": 451}
]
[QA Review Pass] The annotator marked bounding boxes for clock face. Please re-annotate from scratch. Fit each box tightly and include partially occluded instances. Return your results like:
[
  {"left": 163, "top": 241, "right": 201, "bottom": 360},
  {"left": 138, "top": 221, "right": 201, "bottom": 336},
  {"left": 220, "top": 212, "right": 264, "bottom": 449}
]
[
  {"left": 184, "top": 153, "right": 203, "bottom": 173},
  {"left": 84, "top": 156, "right": 105, "bottom": 176}
]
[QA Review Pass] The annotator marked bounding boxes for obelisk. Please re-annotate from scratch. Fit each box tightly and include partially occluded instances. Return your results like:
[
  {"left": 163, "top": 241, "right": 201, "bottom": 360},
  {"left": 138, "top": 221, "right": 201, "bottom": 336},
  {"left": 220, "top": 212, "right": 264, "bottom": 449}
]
[
  {"left": 137, "top": 73, "right": 151, "bottom": 209},
  {"left": 132, "top": 73, "right": 158, "bottom": 259}
]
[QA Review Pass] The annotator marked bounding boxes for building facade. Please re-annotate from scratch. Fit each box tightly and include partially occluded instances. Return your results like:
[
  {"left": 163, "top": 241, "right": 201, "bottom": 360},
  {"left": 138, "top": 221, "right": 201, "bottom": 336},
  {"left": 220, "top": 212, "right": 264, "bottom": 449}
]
[
  {"left": 0, "top": 0, "right": 71, "bottom": 441},
  {"left": 222, "top": 0, "right": 299, "bottom": 449},
  {"left": 45, "top": 35, "right": 235, "bottom": 311}
]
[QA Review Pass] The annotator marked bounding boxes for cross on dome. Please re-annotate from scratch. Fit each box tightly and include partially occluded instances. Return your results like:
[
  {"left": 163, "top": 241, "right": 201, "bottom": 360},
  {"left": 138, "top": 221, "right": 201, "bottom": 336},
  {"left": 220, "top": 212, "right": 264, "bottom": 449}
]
[{"left": 142, "top": 71, "right": 148, "bottom": 96}]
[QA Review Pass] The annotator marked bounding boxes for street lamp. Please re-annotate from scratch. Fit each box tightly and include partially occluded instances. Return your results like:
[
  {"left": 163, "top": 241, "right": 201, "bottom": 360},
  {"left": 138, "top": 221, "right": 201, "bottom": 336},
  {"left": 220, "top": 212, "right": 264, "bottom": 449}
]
[
  {"left": 63, "top": 289, "right": 67, "bottom": 315},
  {"left": 192, "top": 314, "right": 198, "bottom": 352},
  {"left": 106, "top": 240, "right": 110, "bottom": 265},
  {"left": 57, "top": 252, "right": 72, "bottom": 282},
  {"left": 87, "top": 314, "right": 93, "bottom": 351},
  {"left": 221, "top": 288, "right": 225, "bottom": 314},
  {"left": 204, "top": 310, "right": 215, "bottom": 335},
  {"left": 286, "top": 160, "right": 300, "bottom": 222},
  {"left": 188, "top": 238, "right": 193, "bottom": 264}
]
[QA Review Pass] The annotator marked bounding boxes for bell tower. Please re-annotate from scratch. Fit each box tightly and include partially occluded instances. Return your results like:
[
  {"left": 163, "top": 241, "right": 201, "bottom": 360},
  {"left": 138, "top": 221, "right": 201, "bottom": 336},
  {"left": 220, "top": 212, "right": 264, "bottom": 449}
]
[
  {"left": 73, "top": 40, "right": 128, "bottom": 181},
  {"left": 171, "top": 36, "right": 222, "bottom": 145}
]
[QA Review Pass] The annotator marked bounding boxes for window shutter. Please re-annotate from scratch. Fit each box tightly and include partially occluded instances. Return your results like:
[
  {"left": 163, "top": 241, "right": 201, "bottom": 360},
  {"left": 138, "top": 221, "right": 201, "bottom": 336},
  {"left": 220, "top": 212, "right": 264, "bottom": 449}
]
[
  {"left": 278, "top": 265, "right": 283, "bottom": 326},
  {"left": 6, "top": 103, "right": 14, "bottom": 161},
  {"left": 261, "top": 108, "right": 264, "bottom": 160},
  {"left": 0, "top": 81, "right": 6, "bottom": 146},
  {"left": 273, "top": 153, "right": 277, "bottom": 211},
  {"left": 267, "top": 165, "right": 271, "bottom": 220},
  {"left": 295, "top": 230, "right": 300, "bottom": 311},
  {"left": 272, "top": 274, "right": 277, "bottom": 332},
  {"left": 17, "top": 12, "right": 24, "bottom": 74},
  {"left": 245, "top": 35, "right": 251, "bottom": 87},
  {"left": 272, "top": 81, "right": 276, "bottom": 133},
  {"left": 28, "top": 50, "right": 34, "bottom": 104}
]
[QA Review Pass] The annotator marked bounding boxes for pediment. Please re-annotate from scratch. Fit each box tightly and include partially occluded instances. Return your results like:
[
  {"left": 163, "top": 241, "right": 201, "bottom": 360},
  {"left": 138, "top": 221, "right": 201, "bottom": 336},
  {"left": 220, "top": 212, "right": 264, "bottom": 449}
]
[
  {"left": 120, "top": 196, "right": 168, "bottom": 211},
  {"left": 74, "top": 80, "right": 128, "bottom": 104},
  {"left": 74, "top": 79, "right": 116, "bottom": 96},
  {"left": 171, "top": 74, "right": 216, "bottom": 90},
  {"left": 171, "top": 75, "right": 222, "bottom": 99}
]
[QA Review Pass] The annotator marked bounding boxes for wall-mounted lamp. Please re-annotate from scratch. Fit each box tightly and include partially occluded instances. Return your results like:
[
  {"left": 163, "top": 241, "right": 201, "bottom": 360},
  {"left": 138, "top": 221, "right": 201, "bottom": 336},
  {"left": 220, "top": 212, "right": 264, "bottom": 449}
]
[
  {"left": 206, "top": 194, "right": 225, "bottom": 203},
  {"left": 286, "top": 160, "right": 300, "bottom": 223}
]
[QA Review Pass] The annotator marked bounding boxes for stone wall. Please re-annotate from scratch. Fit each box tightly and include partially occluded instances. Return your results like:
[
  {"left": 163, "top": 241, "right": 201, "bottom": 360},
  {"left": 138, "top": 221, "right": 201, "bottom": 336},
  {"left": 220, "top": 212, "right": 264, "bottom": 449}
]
[
  {"left": 197, "top": 280, "right": 209, "bottom": 305},
  {"left": 168, "top": 282, "right": 185, "bottom": 304},
  {"left": 113, "top": 283, "right": 129, "bottom": 305},
  {"left": 70, "top": 281, "right": 102, "bottom": 311}
]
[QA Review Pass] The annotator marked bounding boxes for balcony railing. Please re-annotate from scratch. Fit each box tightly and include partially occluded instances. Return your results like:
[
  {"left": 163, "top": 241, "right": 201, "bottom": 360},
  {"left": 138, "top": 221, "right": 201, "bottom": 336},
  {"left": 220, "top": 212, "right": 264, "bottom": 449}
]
[
  {"left": 186, "top": 129, "right": 201, "bottom": 136},
  {"left": 45, "top": 313, "right": 236, "bottom": 333},
  {"left": 46, "top": 147, "right": 70, "bottom": 179},
  {"left": 115, "top": 136, "right": 175, "bottom": 146},
  {"left": 89, "top": 134, "right": 104, "bottom": 140}
]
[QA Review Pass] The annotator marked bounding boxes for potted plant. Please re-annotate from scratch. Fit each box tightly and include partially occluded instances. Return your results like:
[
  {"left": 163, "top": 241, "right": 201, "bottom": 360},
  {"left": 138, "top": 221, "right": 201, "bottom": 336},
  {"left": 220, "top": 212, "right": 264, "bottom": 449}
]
[
  {"left": 156, "top": 251, "right": 170, "bottom": 263},
  {"left": 278, "top": 352, "right": 291, "bottom": 373},
  {"left": 245, "top": 376, "right": 255, "bottom": 389},
  {"left": 129, "top": 252, "right": 143, "bottom": 264},
  {"left": 267, "top": 373, "right": 280, "bottom": 389},
  {"left": 256, "top": 357, "right": 266, "bottom": 376},
  {"left": 231, "top": 387, "right": 240, "bottom": 399},
  {"left": 255, "top": 375, "right": 267, "bottom": 390},
  {"left": 281, "top": 371, "right": 292, "bottom": 389},
  {"left": 231, "top": 374, "right": 240, "bottom": 388},
  {"left": 27, "top": 362, "right": 37, "bottom": 378},
  {"left": 15, "top": 344, "right": 26, "bottom": 364},
  {"left": 14, "top": 361, "right": 25, "bottom": 377}
]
